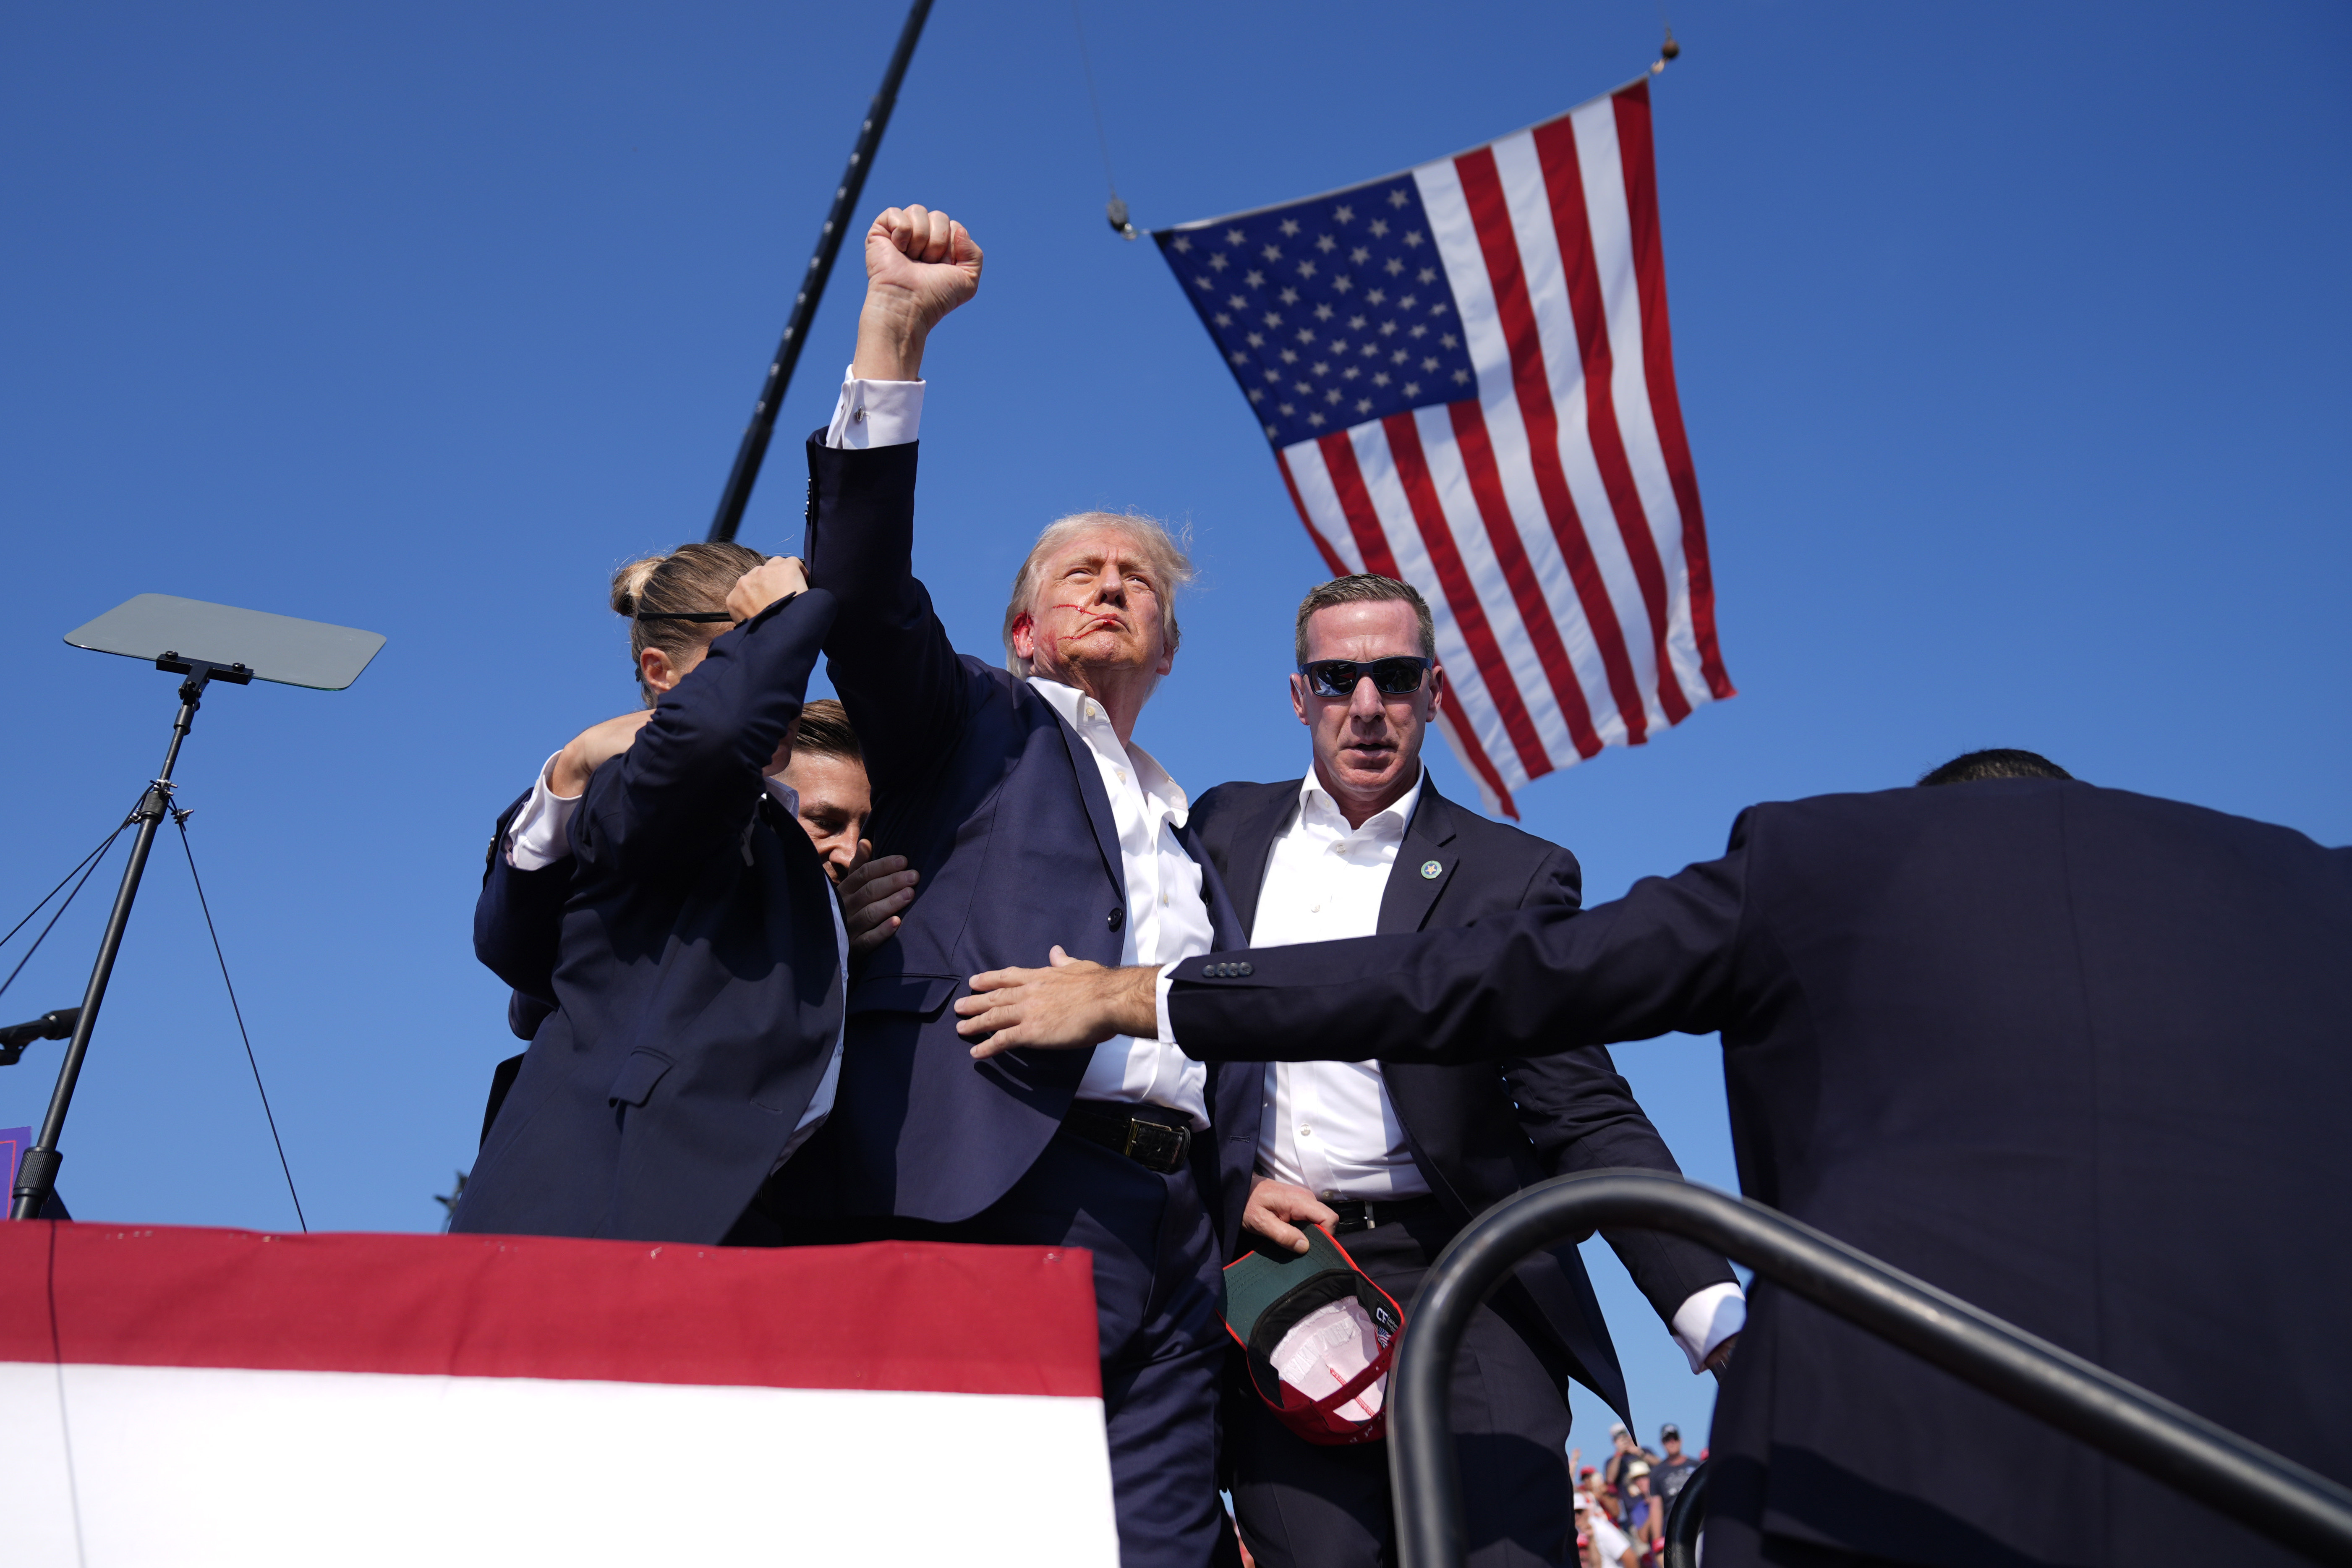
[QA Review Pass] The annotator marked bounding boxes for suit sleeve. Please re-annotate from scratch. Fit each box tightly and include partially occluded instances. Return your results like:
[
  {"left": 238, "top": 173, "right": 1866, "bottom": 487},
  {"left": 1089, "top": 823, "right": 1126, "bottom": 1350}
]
[
  {"left": 1460, "top": 840, "right": 1736, "bottom": 1320},
  {"left": 1503, "top": 1045, "right": 1738, "bottom": 1323},
  {"left": 802, "top": 435, "right": 971, "bottom": 797},
  {"left": 1167, "top": 845, "right": 1750, "bottom": 1064},
  {"left": 474, "top": 791, "right": 569, "bottom": 1010},
  {"left": 575, "top": 588, "right": 837, "bottom": 878}
]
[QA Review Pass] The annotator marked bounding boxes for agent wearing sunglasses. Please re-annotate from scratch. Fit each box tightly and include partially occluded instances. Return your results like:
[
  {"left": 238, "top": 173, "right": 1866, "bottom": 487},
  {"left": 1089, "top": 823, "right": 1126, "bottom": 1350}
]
[{"left": 963, "top": 572, "right": 1746, "bottom": 1568}]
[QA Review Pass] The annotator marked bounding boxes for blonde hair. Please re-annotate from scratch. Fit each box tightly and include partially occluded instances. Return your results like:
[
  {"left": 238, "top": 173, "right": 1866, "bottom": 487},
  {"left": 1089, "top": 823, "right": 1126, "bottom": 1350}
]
[
  {"left": 610, "top": 541, "right": 766, "bottom": 706},
  {"left": 1000, "top": 511, "right": 1195, "bottom": 677}
]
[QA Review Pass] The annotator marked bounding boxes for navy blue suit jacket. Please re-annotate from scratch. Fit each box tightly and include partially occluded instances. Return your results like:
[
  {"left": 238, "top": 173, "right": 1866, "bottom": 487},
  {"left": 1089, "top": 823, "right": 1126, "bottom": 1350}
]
[
  {"left": 478, "top": 793, "right": 565, "bottom": 1043},
  {"left": 1167, "top": 779, "right": 2352, "bottom": 1567},
  {"left": 1189, "top": 776, "right": 1736, "bottom": 1427},
  {"left": 803, "top": 436, "right": 1245, "bottom": 1223},
  {"left": 451, "top": 589, "right": 847, "bottom": 1244}
]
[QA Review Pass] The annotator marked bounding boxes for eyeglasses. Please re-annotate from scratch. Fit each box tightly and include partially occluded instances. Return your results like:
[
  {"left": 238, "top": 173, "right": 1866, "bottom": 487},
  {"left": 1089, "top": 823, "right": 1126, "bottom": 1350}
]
[
  {"left": 1298, "top": 656, "right": 1434, "bottom": 698},
  {"left": 634, "top": 611, "right": 737, "bottom": 624}
]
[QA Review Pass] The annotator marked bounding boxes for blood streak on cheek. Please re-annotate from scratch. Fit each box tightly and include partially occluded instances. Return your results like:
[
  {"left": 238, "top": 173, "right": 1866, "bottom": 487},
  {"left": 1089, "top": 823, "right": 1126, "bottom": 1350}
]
[{"left": 1047, "top": 603, "right": 1123, "bottom": 649}]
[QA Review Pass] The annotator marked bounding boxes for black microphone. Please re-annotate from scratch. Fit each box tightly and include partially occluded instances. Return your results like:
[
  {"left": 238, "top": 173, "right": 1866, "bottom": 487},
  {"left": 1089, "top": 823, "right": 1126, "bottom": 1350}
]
[{"left": 0, "top": 1007, "right": 81, "bottom": 1065}]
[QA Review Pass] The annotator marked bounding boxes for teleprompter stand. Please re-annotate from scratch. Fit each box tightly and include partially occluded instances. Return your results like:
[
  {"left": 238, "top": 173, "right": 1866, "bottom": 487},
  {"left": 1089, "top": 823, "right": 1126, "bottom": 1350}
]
[
  {"left": 9, "top": 655, "right": 247, "bottom": 1218},
  {"left": 9, "top": 594, "right": 384, "bottom": 1221}
]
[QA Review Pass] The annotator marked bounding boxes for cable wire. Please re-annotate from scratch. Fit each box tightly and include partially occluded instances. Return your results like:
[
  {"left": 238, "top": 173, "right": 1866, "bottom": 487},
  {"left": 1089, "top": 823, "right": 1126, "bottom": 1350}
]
[
  {"left": 1069, "top": 0, "right": 1140, "bottom": 238},
  {"left": 173, "top": 813, "right": 307, "bottom": 1232},
  {"left": 0, "top": 813, "right": 136, "bottom": 1008}
]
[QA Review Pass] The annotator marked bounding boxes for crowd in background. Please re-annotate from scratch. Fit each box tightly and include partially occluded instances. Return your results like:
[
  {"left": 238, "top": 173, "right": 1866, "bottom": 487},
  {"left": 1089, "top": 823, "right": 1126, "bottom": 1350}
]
[{"left": 1571, "top": 1424, "right": 1699, "bottom": 1567}]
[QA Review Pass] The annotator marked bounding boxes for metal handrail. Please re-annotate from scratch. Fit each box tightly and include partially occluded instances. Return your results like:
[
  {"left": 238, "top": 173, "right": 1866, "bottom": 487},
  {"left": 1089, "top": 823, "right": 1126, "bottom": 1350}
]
[
  {"left": 1388, "top": 1171, "right": 2352, "bottom": 1568},
  {"left": 1660, "top": 1457, "right": 1707, "bottom": 1568}
]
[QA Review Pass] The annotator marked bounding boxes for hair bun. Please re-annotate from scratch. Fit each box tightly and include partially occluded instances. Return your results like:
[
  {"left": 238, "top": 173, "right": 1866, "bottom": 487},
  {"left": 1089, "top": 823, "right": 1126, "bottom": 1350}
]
[{"left": 610, "top": 555, "right": 664, "bottom": 618}]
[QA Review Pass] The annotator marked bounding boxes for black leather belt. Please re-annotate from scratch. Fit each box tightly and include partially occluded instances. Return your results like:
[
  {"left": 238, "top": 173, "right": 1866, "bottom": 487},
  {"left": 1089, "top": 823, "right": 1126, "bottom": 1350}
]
[
  {"left": 1325, "top": 1194, "right": 1443, "bottom": 1236},
  {"left": 1064, "top": 1100, "right": 1193, "bottom": 1173}
]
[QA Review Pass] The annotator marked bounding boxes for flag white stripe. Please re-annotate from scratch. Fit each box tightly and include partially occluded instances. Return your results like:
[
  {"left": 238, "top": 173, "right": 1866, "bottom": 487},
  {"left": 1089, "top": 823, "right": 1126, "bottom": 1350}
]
[
  {"left": 1414, "top": 156, "right": 1628, "bottom": 747},
  {"left": 1280, "top": 439, "right": 1369, "bottom": 577},
  {"left": 1409, "top": 402, "right": 1584, "bottom": 767},
  {"left": 1490, "top": 127, "right": 1670, "bottom": 733},
  {"left": 1569, "top": 98, "right": 1712, "bottom": 706},
  {"left": 1346, "top": 421, "right": 1542, "bottom": 783}
]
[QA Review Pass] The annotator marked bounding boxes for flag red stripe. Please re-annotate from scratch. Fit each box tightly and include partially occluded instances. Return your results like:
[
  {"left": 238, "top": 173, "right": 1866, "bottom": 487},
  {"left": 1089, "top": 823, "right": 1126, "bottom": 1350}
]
[
  {"left": 1315, "top": 431, "right": 1405, "bottom": 579},
  {"left": 0, "top": 1223, "right": 1102, "bottom": 1398},
  {"left": 1317, "top": 431, "right": 1521, "bottom": 809},
  {"left": 1380, "top": 414, "right": 1552, "bottom": 778},
  {"left": 1443, "top": 400, "right": 1603, "bottom": 759},
  {"left": 1611, "top": 81, "right": 1734, "bottom": 700},
  {"left": 1531, "top": 116, "right": 1692, "bottom": 726},
  {"left": 1436, "top": 706, "right": 1517, "bottom": 820},
  {"left": 1453, "top": 146, "right": 1649, "bottom": 745},
  {"left": 1275, "top": 449, "right": 1351, "bottom": 577}
]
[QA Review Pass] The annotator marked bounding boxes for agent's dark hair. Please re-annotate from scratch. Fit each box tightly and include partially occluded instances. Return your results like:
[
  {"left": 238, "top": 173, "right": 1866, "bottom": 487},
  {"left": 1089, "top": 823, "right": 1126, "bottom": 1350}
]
[
  {"left": 1918, "top": 749, "right": 2075, "bottom": 787},
  {"left": 609, "top": 542, "right": 766, "bottom": 706},
  {"left": 792, "top": 698, "right": 862, "bottom": 765},
  {"left": 1294, "top": 574, "right": 1436, "bottom": 664}
]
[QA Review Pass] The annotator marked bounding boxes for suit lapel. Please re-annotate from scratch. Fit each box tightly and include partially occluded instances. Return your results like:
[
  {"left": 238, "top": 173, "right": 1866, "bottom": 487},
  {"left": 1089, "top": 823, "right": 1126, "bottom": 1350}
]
[
  {"left": 1051, "top": 706, "right": 1126, "bottom": 894},
  {"left": 1377, "top": 781, "right": 1461, "bottom": 935},
  {"left": 1224, "top": 781, "right": 1299, "bottom": 939}
]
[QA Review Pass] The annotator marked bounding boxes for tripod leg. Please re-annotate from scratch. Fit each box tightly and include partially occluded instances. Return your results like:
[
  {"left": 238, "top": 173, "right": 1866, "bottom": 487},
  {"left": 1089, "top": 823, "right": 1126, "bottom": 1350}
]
[{"left": 9, "top": 687, "right": 201, "bottom": 1221}]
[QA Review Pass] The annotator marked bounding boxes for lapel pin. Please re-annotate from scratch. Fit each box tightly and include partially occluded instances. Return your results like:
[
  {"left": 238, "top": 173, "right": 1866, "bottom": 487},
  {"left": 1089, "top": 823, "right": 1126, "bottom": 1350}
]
[{"left": 1419, "top": 859, "right": 1443, "bottom": 880}]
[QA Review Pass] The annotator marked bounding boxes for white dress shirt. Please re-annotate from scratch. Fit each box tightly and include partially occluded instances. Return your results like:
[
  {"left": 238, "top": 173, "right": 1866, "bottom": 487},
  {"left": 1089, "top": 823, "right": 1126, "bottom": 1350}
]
[
  {"left": 1251, "top": 771, "right": 1433, "bottom": 1200},
  {"left": 1236, "top": 770, "right": 1745, "bottom": 1374},
  {"left": 824, "top": 364, "right": 925, "bottom": 448},
  {"left": 1027, "top": 679, "right": 1215, "bottom": 1130},
  {"left": 502, "top": 758, "right": 845, "bottom": 1167}
]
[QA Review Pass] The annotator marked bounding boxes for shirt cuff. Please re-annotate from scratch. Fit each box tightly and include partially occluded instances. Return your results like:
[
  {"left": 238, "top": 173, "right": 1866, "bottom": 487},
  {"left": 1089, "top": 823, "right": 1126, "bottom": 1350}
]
[
  {"left": 1154, "top": 965, "right": 1178, "bottom": 1048},
  {"left": 823, "top": 364, "right": 925, "bottom": 449},
  {"left": 504, "top": 752, "right": 583, "bottom": 872},
  {"left": 1668, "top": 1281, "right": 1747, "bottom": 1374}
]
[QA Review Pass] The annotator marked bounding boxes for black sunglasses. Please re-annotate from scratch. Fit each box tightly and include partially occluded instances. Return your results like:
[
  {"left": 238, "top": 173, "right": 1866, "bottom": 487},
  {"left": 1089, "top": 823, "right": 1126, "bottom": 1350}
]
[
  {"left": 1298, "top": 656, "right": 1434, "bottom": 698},
  {"left": 634, "top": 610, "right": 738, "bottom": 624}
]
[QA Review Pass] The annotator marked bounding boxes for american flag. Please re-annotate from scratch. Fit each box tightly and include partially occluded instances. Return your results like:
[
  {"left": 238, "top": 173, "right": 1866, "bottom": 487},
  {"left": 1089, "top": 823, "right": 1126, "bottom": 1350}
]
[{"left": 1156, "top": 78, "right": 1732, "bottom": 817}]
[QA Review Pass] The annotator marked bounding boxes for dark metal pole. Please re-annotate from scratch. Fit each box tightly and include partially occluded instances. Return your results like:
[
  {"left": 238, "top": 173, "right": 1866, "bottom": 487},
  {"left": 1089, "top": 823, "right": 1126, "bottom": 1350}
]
[
  {"left": 1389, "top": 1171, "right": 2352, "bottom": 1568},
  {"left": 706, "top": 0, "right": 937, "bottom": 543},
  {"left": 10, "top": 663, "right": 240, "bottom": 1220}
]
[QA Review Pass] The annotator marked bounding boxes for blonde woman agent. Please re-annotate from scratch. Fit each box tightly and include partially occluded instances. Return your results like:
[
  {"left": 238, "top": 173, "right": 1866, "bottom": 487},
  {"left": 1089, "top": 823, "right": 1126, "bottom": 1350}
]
[{"left": 452, "top": 548, "right": 842, "bottom": 1242}]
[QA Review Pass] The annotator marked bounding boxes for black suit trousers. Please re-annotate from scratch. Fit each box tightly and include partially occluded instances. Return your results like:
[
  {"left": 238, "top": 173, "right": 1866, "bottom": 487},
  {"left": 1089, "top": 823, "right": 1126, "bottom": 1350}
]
[{"left": 1230, "top": 1208, "right": 1577, "bottom": 1568}]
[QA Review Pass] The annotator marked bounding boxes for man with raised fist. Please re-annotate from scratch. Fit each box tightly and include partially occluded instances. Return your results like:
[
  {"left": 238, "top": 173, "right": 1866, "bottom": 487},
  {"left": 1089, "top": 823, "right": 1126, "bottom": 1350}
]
[{"left": 805, "top": 206, "right": 1245, "bottom": 1568}]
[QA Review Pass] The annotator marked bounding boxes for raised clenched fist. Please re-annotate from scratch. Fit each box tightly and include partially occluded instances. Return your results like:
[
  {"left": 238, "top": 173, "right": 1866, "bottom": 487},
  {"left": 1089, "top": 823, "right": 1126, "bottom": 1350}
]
[{"left": 852, "top": 204, "right": 982, "bottom": 381}]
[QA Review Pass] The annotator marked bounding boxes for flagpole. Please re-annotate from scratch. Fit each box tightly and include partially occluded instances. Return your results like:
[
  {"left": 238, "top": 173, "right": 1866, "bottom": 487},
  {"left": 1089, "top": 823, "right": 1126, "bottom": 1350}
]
[{"left": 706, "top": 0, "right": 937, "bottom": 544}]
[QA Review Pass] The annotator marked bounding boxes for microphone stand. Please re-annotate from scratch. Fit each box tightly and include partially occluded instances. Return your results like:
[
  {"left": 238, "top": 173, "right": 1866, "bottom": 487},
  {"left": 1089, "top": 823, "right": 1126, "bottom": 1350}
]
[{"left": 9, "top": 653, "right": 249, "bottom": 1220}]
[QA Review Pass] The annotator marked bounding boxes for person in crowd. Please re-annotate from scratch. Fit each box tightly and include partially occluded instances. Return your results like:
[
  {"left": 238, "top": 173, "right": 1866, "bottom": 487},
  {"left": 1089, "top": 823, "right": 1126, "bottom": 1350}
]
[
  {"left": 1603, "top": 1421, "right": 1659, "bottom": 1499},
  {"left": 450, "top": 549, "right": 847, "bottom": 1243},
  {"left": 802, "top": 203, "right": 1244, "bottom": 1568},
  {"left": 1576, "top": 1490, "right": 1640, "bottom": 1568},
  {"left": 1185, "top": 573, "right": 1743, "bottom": 1568},
  {"left": 1619, "top": 1463, "right": 1657, "bottom": 1557},
  {"left": 959, "top": 748, "right": 2352, "bottom": 1568},
  {"left": 1649, "top": 1424, "right": 1697, "bottom": 1511}
]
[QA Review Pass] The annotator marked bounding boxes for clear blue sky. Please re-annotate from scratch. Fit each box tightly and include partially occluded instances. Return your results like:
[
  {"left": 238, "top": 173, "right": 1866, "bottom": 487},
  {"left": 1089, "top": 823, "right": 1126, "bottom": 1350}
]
[{"left": 4, "top": 1, "right": 2345, "bottom": 1459}]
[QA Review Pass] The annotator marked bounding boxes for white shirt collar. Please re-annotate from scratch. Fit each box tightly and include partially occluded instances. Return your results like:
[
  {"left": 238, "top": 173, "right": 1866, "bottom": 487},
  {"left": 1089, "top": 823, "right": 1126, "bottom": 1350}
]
[
  {"left": 1297, "top": 766, "right": 1424, "bottom": 842},
  {"left": 1028, "top": 676, "right": 1190, "bottom": 822}
]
